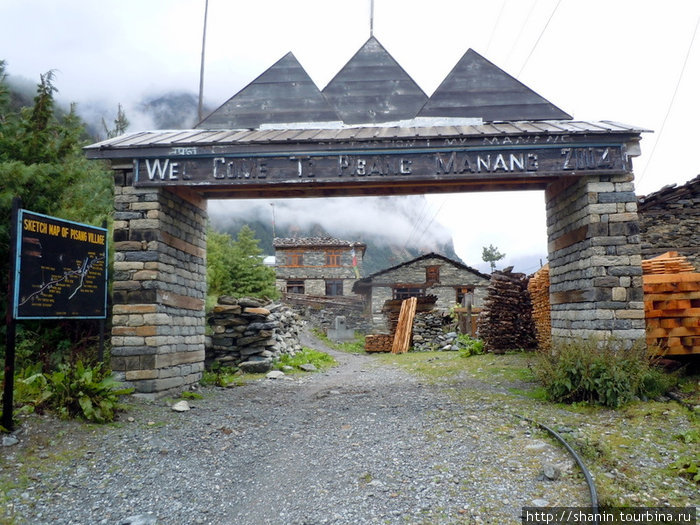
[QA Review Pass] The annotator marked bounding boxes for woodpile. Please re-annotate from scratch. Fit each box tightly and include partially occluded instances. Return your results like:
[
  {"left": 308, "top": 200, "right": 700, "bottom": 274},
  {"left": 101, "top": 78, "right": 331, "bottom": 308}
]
[
  {"left": 392, "top": 297, "right": 417, "bottom": 354},
  {"left": 382, "top": 295, "right": 438, "bottom": 334},
  {"left": 643, "top": 252, "right": 700, "bottom": 355},
  {"left": 364, "top": 334, "right": 393, "bottom": 353},
  {"left": 478, "top": 268, "right": 537, "bottom": 353},
  {"left": 527, "top": 264, "right": 551, "bottom": 351}
]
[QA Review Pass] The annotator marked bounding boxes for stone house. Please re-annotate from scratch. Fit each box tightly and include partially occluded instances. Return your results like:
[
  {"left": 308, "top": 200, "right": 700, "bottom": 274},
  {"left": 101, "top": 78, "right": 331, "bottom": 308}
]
[
  {"left": 353, "top": 253, "right": 490, "bottom": 329},
  {"left": 273, "top": 237, "right": 366, "bottom": 297},
  {"left": 638, "top": 175, "right": 699, "bottom": 270}
]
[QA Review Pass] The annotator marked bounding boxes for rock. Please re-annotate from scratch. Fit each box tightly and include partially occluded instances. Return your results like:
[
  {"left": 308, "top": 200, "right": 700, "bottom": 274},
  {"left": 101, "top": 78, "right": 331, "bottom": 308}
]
[
  {"left": 531, "top": 499, "right": 550, "bottom": 507},
  {"left": 243, "top": 307, "right": 271, "bottom": 317},
  {"left": 120, "top": 514, "right": 157, "bottom": 525},
  {"left": 239, "top": 358, "right": 273, "bottom": 374},
  {"left": 266, "top": 370, "right": 285, "bottom": 379},
  {"left": 543, "top": 464, "right": 561, "bottom": 481},
  {"left": 300, "top": 364, "right": 317, "bottom": 372},
  {"left": 218, "top": 296, "right": 238, "bottom": 305},
  {"left": 171, "top": 400, "right": 190, "bottom": 412},
  {"left": 238, "top": 297, "right": 265, "bottom": 308},
  {"left": 2, "top": 436, "right": 19, "bottom": 447}
]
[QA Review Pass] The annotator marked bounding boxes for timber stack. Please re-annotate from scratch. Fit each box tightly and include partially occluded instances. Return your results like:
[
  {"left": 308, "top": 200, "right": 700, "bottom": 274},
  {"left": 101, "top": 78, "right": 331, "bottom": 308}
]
[
  {"left": 527, "top": 264, "right": 552, "bottom": 351},
  {"left": 643, "top": 252, "right": 700, "bottom": 355},
  {"left": 392, "top": 297, "right": 418, "bottom": 354},
  {"left": 478, "top": 267, "right": 537, "bottom": 353},
  {"left": 364, "top": 334, "right": 393, "bottom": 353}
]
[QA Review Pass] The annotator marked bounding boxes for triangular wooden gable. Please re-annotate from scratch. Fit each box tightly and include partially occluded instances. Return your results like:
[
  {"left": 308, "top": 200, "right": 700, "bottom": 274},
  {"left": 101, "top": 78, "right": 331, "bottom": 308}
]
[
  {"left": 419, "top": 49, "right": 572, "bottom": 122},
  {"left": 322, "top": 36, "right": 428, "bottom": 125},
  {"left": 197, "top": 52, "right": 340, "bottom": 129}
]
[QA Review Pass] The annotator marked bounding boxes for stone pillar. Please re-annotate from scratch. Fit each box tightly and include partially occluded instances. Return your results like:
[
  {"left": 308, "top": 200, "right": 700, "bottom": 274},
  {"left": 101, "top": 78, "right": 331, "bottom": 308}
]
[
  {"left": 545, "top": 173, "right": 646, "bottom": 347},
  {"left": 110, "top": 166, "right": 207, "bottom": 398}
]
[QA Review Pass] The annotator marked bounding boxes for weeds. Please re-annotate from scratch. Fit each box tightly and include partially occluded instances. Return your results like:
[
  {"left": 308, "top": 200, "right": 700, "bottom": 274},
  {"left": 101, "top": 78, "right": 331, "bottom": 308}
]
[
  {"left": 275, "top": 348, "right": 336, "bottom": 372},
  {"left": 13, "top": 361, "right": 132, "bottom": 423},
  {"left": 533, "top": 338, "right": 675, "bottom": 408}
]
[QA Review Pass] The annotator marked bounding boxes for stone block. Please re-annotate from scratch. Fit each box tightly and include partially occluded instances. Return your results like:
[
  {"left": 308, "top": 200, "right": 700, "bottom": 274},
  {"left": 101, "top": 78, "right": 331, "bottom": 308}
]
[
  {"left": 125, "top": 369, "right": 159, "bottom": 381},
  {"left": 611, "top": 287, "right": 627, "bottom": 301}
]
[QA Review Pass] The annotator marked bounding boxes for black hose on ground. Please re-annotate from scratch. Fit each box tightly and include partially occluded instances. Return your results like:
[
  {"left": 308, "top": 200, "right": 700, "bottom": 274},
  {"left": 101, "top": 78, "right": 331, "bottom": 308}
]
[{"left": 514, "top": 414, "right": 599, "bottom": 525}]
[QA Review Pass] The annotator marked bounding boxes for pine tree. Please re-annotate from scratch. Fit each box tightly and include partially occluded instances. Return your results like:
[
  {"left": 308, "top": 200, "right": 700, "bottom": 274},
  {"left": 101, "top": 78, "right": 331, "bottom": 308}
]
[{"left": 482, "top": 244, "right": 506, "bottom": 272}]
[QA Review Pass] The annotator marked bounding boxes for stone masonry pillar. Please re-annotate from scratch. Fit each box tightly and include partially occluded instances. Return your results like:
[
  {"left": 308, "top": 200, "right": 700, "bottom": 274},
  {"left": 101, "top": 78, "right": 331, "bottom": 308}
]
[
  {"left": 545, "top": 173, "right": 646, "bottom": 347},
  {"left": 110, "top": 165, "right": 207, "bottom": 398}
]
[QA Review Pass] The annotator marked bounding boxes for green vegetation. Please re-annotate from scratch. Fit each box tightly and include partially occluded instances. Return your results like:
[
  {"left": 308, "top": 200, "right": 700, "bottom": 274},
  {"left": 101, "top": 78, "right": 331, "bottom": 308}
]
[
  {"left": 206, "top": 225, "right": 278, "bottom": 306},
  {"left": 456, "top": 334, "right": 485, "bottom": 358},
  {"left": 0, "top": 62, "right": 114, "bottom": 366},
  {"left": 200, "top": 363, "right": 243, "bottom": 388},
  {"left": 275, "top": 348, "right": 336, "bottom": 372},
  {"left": 481, "top": 243, "right": 505, "bottom": 272},
  {"left": 13, "top": 362, "right": 132, "bottom": 424},
  {"left": 533, "top": 339, "right": 675, "bottom": 408}
]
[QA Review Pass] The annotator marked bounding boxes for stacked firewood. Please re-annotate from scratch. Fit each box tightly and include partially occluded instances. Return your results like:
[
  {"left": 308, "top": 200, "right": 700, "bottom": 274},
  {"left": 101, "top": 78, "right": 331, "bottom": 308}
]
[
  {"left": 364, "top": 334, "right": 393, "bottom": 353},
  {"left": 643, "top": 252, "right": 700, "bottom": 356},
  {"left": 478, "top": 267, "right": 537, "bottom": 353},
  {"left": 527, "top": 264, "right": 551, "bottom": 351}
]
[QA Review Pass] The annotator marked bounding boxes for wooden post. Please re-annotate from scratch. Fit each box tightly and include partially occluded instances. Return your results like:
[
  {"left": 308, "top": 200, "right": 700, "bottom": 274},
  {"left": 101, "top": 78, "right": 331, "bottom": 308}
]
[{"left": 3, "top": 197, "right": 21, "bottom": 431}]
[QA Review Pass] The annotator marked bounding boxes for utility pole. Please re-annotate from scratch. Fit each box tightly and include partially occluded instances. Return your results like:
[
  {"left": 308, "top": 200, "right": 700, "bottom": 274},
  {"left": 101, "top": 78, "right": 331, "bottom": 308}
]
[
  {"left": 197, "top": 0, "right": 209, "bottom": 123},
  {"left": 370, "top": 0, "right": 375, "bottom": 37}
]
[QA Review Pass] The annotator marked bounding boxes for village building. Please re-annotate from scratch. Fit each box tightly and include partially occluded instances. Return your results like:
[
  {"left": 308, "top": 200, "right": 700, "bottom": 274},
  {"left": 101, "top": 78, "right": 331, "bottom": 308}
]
[
  {"left": 638, "top": 174, "right": 699, "bottom": 270},
  {"left": 353, "top": 253, "right": 490, "bottom": 329},
  {"left": 273, "top": 237, "right": 366, "bottom": 297}
]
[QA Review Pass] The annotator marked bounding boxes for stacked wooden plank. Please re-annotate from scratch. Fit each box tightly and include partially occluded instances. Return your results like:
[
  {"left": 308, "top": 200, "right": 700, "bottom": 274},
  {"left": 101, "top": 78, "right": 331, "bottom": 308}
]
[
  {"left": 392, "top": 297, "right": 417, "bottom": 354},
  {"left": 643, "top": 252, "right": 700, "bottom": 355},
  {"left": 478, "top": 268, "right": 537, "bottom": 353},
  {"left": 527, "top": 264, "right": 552, "bottom": 352},
  {"left": 364, "top": 334, "right": 393, "bottom": 353},
  {"left": 382, "top": 295, "right": 438, "bottom": 334}
]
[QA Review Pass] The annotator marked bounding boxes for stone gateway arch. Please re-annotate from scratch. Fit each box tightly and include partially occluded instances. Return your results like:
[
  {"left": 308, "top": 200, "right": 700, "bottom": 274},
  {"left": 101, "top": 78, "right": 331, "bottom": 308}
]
[{"left": 85, "top": 38, "right": 647, "bottom": 397}]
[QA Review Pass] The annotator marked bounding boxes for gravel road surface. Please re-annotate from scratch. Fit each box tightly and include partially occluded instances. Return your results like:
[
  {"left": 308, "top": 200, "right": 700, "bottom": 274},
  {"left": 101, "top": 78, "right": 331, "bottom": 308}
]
[{"left": 2, "top": 331, "right": 588, "bottom": 524}]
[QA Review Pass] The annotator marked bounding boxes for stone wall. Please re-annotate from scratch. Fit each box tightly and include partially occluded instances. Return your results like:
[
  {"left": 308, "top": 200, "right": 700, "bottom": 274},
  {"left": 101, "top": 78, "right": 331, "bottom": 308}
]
[
  {"left": 281, "top": 293, "right": 371, "bottom": 333},
  {"left": 110, "top": 166, "right": 207, "bottom": 398},
  {"left": 545, "top": 174, "right": 645, "bottom": 346},
  {"left": 206, "top": 297, "right": 302, "bottom": 373},
  {"left": 638, "top": 175, "right": 699, "bottom": 270}
]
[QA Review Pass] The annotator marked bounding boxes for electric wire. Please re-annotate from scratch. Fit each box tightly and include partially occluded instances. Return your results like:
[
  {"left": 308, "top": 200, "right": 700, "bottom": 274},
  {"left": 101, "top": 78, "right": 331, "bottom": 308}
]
[
  {"left": 517, "top": 0, "right": 562, "bottom": 79},
  {"left": 638, "top": 13, "right": 700, "bottom": 185},
  {"left": 505, "top": 0, "right": 538, "bottom": 69},
  {"left": 486, "top": 0, "right": 507, "bottom": 55}
]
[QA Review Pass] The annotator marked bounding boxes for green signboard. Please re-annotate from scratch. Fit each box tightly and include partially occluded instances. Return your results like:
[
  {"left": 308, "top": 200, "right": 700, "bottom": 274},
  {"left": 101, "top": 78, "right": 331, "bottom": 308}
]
[{"left": 13, "top": 210, "right": 108, "bottom": 319}]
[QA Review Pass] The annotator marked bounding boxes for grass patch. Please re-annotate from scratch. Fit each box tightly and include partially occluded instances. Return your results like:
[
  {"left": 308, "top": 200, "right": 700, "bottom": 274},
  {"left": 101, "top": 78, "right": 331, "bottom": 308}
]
[{"left": 275, "top": 347, "right": 336, "bottom": 372}]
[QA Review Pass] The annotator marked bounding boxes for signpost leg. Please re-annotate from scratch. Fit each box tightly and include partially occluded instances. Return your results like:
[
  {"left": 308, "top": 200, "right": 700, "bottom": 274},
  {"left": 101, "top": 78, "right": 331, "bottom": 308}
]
[{"left": 2, "top": 197, "right": 21, "bottom": 432}]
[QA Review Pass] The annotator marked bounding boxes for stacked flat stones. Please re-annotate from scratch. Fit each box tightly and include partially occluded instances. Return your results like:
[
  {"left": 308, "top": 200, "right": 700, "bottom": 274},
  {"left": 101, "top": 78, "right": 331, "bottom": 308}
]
[
  {"left": 412, "top": 311, "right": 447, "bottom": 351},
  {"left": 207, "top": 297, "right": 302, "bottom": 373}
]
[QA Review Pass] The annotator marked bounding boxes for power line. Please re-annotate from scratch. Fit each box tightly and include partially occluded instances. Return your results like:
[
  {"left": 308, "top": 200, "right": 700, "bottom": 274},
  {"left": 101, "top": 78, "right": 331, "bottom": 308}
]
[
  {"left": 505, "top": 0, "right": 538, "bottom": 69},
  {"left": 486, "top": 0, "right": 507, "bottom": 55},
  {"left": 638, "top": 13, "right": 700, "bottom": 185},
  {"left": 517, "top": 0, "right": 561, "bottom": 79}
]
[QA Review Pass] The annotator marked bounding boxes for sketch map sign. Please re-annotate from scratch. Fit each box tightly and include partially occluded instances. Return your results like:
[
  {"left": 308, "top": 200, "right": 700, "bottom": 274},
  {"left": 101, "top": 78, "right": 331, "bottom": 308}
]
[{"left": 14, "top": 210, "right": 108, "bottom": 319}]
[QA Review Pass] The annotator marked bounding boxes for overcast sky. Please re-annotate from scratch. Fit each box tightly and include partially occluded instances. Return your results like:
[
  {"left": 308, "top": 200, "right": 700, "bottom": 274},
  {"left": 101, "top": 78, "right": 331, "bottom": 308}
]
[{"left": 2, "top": 0, "right": 698, "bottom": 273}]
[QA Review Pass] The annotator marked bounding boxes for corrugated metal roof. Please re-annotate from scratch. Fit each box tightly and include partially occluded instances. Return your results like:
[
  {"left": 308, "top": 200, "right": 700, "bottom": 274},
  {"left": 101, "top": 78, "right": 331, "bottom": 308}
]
[{"left": 85, "top": 120, "right": 647, "bottom": 152}]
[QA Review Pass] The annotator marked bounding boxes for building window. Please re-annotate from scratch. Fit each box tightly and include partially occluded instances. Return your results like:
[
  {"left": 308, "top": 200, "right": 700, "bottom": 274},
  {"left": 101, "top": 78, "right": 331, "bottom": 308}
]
[
  {"left": 393, "top": 287, "right": 425, "bottom": 300},
  {"left": 325, "top": 250, "right": 342, "bottom": 267},
  {"left": 426, "top": 265, "right": 440, "bottom": 284},
  {"left": 456, "top": 286, "right": 474, "bottom": 305},
  {"left": 287, "top": 252, "right": 303, "bottom": 267},
  {"left": 286, "top": 280, "right": 305, "bottom": 294},
  {"left": 325, "top": 279, "right": 344, "bottom": 296}
]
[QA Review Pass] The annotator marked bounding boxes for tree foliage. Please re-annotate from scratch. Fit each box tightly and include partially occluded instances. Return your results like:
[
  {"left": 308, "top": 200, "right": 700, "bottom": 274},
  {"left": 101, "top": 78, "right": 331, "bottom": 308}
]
[
  {"left": 207, "top": 225, "right": 278, "bottom": 301},
  {"left": 482, "top": 244, "right": 506, "bottom": 272},
  {"left": 0, "top": 61, "right": 113, "bottom": 365}
]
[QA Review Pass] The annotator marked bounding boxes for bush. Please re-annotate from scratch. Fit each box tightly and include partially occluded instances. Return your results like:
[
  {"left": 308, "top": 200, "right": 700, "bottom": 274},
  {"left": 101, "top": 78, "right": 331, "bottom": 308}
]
[
  {"left": 534, "top": 339, "right": 673, "bottom": 408},
  {"left": 457, "top": 334, "right": 485, "bottom": 358},
  {"left": 14, "top": 361, "right": 132, "bottom": 423}
]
